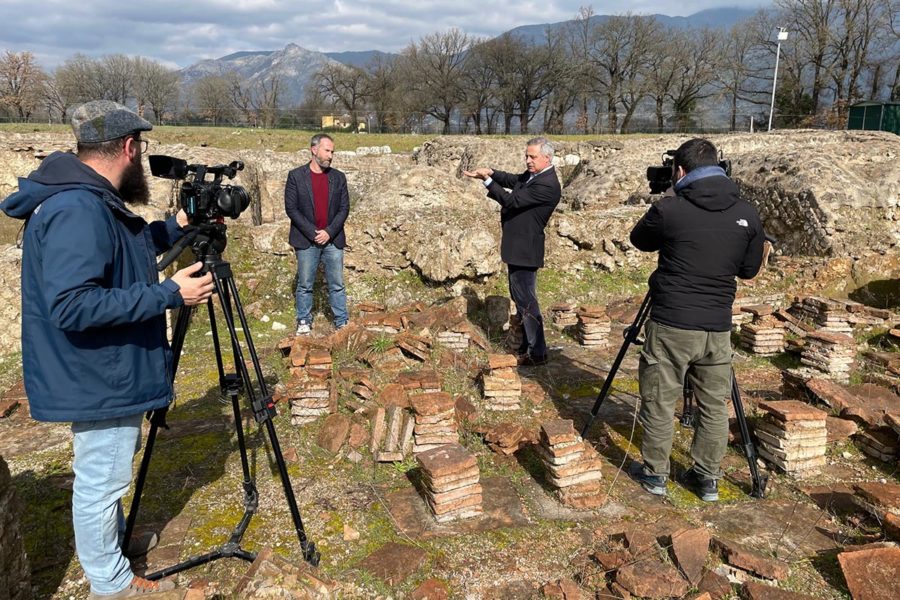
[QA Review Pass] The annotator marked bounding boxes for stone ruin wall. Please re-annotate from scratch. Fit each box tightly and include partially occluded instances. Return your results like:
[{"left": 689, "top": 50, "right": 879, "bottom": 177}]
[{"left": 0, "top": 130, "right": 897, "bottom": 354}]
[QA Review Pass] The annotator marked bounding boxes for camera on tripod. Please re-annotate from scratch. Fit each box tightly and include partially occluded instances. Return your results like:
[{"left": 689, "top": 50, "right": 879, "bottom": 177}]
[
  {"left": 149, "top": 155, "right": 250, "bottom": 223},
  {"left": 645, "top": 150, "right": 732, "bottom": 194}
]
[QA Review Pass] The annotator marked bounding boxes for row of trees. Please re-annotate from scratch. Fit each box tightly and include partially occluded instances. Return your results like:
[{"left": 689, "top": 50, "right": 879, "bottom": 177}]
[
  {"left": 307, "top": 0, "right": 900, "bottom": 133},
  {"left": 2, "top": 1, "right": 899, "bottom": 133}
]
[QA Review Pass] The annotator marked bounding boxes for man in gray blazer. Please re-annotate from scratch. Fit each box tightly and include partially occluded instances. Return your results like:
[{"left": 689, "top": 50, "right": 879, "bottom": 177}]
[{"left": 284, "top": 133, "right": 350, "bottom": 335}]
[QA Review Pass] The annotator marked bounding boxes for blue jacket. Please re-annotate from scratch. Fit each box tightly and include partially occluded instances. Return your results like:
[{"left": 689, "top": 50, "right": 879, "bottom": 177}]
[{"left": 0, "top": 151, "right": 185, "bottom": 422}]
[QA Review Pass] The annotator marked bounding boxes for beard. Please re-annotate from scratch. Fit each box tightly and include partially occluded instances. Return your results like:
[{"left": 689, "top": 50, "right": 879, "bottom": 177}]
[
  {"left": 120, "top": 156, "right": 151, "bottom": 205},
  {"left": 313, "top": 154, "right": 332, "bottom": 169}
]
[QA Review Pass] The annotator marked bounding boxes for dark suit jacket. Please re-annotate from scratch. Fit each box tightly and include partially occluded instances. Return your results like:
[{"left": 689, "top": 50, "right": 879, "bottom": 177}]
[
  {"left": 284, "top": 163, "right": 350, "bottom": 249},
  {"left": 487, "top": 167, "right": 561, "bottom": 268}
]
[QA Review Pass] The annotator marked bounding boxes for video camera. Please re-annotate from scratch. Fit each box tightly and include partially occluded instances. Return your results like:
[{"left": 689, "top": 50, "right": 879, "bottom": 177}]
[
  {"left": 149, "top": 155, "right": 250, "bottom": 223},
  {"left": 646, "top": 150, "right": 732, "bottom": 195}
]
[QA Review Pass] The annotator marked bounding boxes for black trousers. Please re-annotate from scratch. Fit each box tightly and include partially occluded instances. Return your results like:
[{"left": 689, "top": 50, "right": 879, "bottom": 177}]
[{"left": 508, "top": 264, "right": 547, "bottom": 358}]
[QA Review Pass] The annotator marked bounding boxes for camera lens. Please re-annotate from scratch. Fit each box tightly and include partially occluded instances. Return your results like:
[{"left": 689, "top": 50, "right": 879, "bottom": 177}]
[{"left": 217, "top": 186, "right": 251, "bottom": 219}]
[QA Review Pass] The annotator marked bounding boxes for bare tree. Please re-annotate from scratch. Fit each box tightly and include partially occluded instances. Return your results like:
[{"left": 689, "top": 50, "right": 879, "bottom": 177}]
[
  {"left": 480, "top": 33, "right": 524, "bottom": 133},
  {"left": 399, "top": 29, "right": 470, "bottom": 133},
  {"left": 667, "top": 28, "right": 722, "bottom": 130},
  {"left": 716, "top": 12, "right": 773, "bottom": 130},
  {"left": 364, "top": 54, "right": 401, "bottom": 132},
  {"left": 776, "top": 0, "right": 838, "bottom": 113},
  {"left": 313, "top": 62, "right": 369, "bottom": 128},
  {"left": 97, "top": 54, "right": 134, "bottom": 104},
  {"left": 191, "top": 75, "right": 234, "bottom": 125},
  {"left": 460, "top": 38, "right": 498, "bottom": 134},
  {"left": 132, "top": 58, "right": 180, "bottom": 124},
  {"left": 0, "top": 51, "right": 48, "bottom": 119}
]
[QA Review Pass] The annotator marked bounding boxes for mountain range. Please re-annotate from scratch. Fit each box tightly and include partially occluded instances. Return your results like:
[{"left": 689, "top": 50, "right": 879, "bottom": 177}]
[{"left": 178, "top": 7, "right": 761, "bottom": 107}]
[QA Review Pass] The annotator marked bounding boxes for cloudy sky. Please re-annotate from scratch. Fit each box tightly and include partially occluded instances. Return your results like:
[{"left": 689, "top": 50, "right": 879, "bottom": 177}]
[{"left": 2, "top": 0, "right": 772, "bottom": 69}]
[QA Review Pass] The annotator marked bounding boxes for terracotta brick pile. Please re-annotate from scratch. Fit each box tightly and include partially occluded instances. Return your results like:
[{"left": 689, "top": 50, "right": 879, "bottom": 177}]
[
  {"left": 790, "top": 296, "right": 853, "bottom": 334},
  {"left": 536, "top": 420, "right": 605, "bottom": 509},
  {"left": 854, "top": 427, "right": 898, "bottom": 463},
  {"left": 774, "top": 308, "right": 814, "bottom": 337},
  {"left": 801, "top": 331, "right": 856, "bottom": 381},
  {"left": 576, "top": 306, "right": 612, "bottom": 348},
  {"left": 410, "top": 392, "right": 459, "bottom": 454},
  {"left": 360, "top": 312, "right": 403, "bottom": 334},
  {"left": 481, "top": 354, "right": 522, "bottom": 411},
  {"left": 739, "top": 305, "right": 784, "bottom": 356},
  {"left": 483, "top": 423, "right": 530, "bottom": 455},
  {"left": 550, "top": 303, "right": 578, "bottom": 329},
  {"left": 287, "top": 370, "right": 335, "bottom": 425},
  {"left": 416, "top": 443, "right": 483, "bottom": 523},
  {"left": 435, "top": 329, "right": 470, "bottom": 351},
  {"left": 396, "top": 369, "right": 442, "bottom": 395},
  {"left": 368, "top": 404, "right": 415, "bottom": 462},
  {"left": 756, "top": 401, "right": 827, "bottom": 477},
  {"left": 356, "top": 301, "right": 386, "bottom": 317},
  {"left": 396, "top": 332, "right": 433, "bottom": 361}
]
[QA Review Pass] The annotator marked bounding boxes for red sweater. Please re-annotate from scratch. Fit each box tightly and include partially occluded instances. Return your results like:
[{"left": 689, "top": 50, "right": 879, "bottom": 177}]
[{"left": 310, "top": 170, "right": 329, "bottom": 229}]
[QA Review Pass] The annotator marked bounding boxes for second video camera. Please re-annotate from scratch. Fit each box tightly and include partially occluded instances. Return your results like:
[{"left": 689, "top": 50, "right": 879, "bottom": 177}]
[
  {"left": 149, "top": 155, "right": 250, "bottom": 223},
  {"left": 646, "top": 150, "right": 732, "bottom": 195}
]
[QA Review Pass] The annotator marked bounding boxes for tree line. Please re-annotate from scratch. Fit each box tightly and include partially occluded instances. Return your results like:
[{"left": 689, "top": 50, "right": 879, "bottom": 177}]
[{"left": 2, "top": 1, "right": 898, "bottom": 133}]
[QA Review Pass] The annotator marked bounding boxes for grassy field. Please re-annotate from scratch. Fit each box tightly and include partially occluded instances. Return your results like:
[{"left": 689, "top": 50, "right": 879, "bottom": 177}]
[{"left": 0, "top": 123, "right": 642, "bottom": 153}]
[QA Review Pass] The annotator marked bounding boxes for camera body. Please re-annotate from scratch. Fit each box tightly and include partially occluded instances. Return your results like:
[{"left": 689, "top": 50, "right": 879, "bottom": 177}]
[
  {"left": 645, "top": 150, "right": 732, "bottom": 195},
  {"left": 149, "top": 155, "right": 250, "bottom": 223}
]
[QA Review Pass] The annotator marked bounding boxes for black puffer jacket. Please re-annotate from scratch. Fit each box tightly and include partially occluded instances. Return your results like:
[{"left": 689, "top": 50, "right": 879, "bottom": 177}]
[{"left": 630, "top": 166, "right": 764, "bottom": 332}]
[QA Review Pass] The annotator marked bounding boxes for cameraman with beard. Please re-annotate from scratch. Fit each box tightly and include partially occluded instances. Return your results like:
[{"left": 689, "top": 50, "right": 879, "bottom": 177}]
[{"left": 0, "top": 101, "right": 214, "bottom": 598}]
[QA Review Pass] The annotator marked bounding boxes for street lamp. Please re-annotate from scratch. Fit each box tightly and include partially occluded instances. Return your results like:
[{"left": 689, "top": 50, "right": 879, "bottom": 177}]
[{"left": 767, "top": 28, "right": 789, "bottom": 132}]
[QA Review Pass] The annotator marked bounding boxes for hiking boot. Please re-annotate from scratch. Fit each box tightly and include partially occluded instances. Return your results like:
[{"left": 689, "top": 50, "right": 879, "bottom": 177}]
[
  {"left": 123, "top": 531, "right": 158, "bottom": 558},
  {"left": 628, "top": 461, "right": 667, "bottom": 496},
  {"left": 679, "top": 467, "right": 719, "bottom": 502},
  {"left": 295, "top": 321, "right": 311, "bottom": 336},
  {"left": 88, "top": 575, "right": 175, "bottom": 599}
]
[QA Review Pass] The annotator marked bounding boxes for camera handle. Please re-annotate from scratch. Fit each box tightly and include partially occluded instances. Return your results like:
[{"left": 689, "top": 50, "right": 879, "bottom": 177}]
[
  {"left": 124, "top": 252, "right": 320, "bottom": 579},
  {"left": 579, "top": 292, "right": 767, "bottom": 499}
]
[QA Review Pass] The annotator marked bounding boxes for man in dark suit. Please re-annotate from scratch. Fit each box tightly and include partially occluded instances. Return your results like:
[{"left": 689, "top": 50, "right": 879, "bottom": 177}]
[
  {"left": 464, "top": 137, "right": 561, "bottom": 366},
  {"left": 284, "top": 133, "right": 350, "bottom": 335}
]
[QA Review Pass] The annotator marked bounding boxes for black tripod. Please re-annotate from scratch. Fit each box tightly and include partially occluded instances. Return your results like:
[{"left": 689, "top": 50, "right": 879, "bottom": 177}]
[
  {"left": 579, "top": 293, "right": 768, "bottom": 499},
  {"left": 123, "top": 224, "right": 319, "bottom": 580}
]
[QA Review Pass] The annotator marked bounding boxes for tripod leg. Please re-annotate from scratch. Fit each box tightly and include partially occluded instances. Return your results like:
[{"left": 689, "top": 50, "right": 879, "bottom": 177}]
[
  {"left": 124, "top": 304, "right": 194, "bottom": 549},
  {"left": 209, "top": 264, "right": 320, "bottom": 565},
  {"left": 580, "top": 293, "right": 652, "bottom": 438},
  {"left": 730, "top": 370, "right": 767, "bottom": 499}
]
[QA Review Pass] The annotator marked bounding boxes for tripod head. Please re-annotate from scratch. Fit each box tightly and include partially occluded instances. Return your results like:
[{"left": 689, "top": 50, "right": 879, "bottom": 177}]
[{"left": 158, "top": 222, "right": 228, "bottom": 272}]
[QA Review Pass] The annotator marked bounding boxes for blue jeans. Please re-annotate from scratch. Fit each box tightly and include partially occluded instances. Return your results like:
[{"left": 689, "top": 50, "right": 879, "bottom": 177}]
[
  {"left": 71, "top": 414, "right": 143, "bottom": 596},
  {"left": 295, "top": 245, "right": 348, "bottom": 327}
]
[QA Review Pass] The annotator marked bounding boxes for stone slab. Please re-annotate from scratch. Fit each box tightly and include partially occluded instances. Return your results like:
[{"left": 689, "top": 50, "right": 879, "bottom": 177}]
[
  {"left": 837, "top": 546, "right": 900, "bottom": 600},
  {"left": 357, "top": 542, "right": 427, "bottom": 586}
]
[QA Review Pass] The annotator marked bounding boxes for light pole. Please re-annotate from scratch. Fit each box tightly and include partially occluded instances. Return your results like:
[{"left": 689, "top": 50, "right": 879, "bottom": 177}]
[{"left": 767, "top": 28, "right": 789, "bottom": 132}]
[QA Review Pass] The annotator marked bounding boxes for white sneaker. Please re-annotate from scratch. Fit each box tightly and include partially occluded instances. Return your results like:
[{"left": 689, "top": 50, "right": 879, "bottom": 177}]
[{"left": 295, "top": 322, "right": 311, "bottom": 336}]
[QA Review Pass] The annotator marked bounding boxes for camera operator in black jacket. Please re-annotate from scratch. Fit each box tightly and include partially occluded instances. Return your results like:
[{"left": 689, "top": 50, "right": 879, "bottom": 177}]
[{"left": 628, "top": 138, "right": 765, "bottom": 502}]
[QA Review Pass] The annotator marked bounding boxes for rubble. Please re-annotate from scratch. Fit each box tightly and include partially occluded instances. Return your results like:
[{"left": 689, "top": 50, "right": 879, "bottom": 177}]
[
  {"left": 789, "top": 296, "right": 854, "bottom": 334},
  {"left": 536, "top": 420, "right": 604, "bottom": 509},
  {"left": 481, "top": 354, "right": 523, "bottom": 411},
  {"left": 368, "top": 404, "right": 415, "bottom": 462},
  {"left": 755, "top": 401, "right": 828, "bottom": 477},
  {"left": 739, "top": 305, "right": 784, "bottom": 356},
  {"left": 410, "top": 392, "right": 459, "bottom": 454},
  {"left": 853, "top": 427, "right": 899, "bottom": 463},
  {"left": 850, "top": 482, "right": 900, "bottom": 523},
  {"left": 576, "top": 305, "right": 611, "bottom": 348},
  {"left": 483, "top": 422, "right": 530, "bottom": 455},
  {"left": 287, "top": 371, "right": 336, "bottom": 425},
  {"left": 711, "top": 537, "right": 789, "bottom": 581},
  {"left": 416, "top": 443, "right": 484, "bottom": 522}
]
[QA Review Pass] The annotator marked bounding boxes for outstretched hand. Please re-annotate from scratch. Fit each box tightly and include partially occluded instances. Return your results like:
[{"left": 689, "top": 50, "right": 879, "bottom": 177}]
[
  {"left": 171, "top": 262, "right": 215, "bottom": 306},
  {"left": 462, "top": 167, "right": 493, "bottom": 181}
]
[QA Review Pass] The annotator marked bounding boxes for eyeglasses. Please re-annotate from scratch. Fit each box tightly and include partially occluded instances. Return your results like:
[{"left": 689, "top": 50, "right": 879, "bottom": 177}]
[{"left": 128, "top": 137, "right": 150, "bottom": 153}]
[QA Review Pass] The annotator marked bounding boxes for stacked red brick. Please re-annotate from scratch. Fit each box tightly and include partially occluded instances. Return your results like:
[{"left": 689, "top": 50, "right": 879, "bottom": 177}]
[
  {"left": 536, "top": 420, "right": 605, "bottom": 508},
  {"left": 790, "top": 296, "right": 853, "bottom": 334},
  {"left": 801, "top": 331, "right": 856, "bottom": 382},
  {"left": 416, "top": 443, "right": 483, "bottom": 522},
  {"left": 410, "top": 392, "right": 459, "bottom": 454},
  {"left": 481, "top": 354, "right": 522, "bottom": 411},
  {"left": 739, "top": 305, "right": 784, "bottom": 355},
  {"left": 287, "top": 347, "right": 335, "bottom": 425},
  {"left": 756, "top": 401, "right": 827, "bottom": 477},
  {"left": 576, "top": 306, "right": 612, "bottom": 348},
  {"left": 550, "top": 303, "right": 578, "bottom": 329}
]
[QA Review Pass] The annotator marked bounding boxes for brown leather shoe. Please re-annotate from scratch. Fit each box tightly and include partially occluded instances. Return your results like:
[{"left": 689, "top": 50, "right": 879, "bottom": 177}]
[
  {"left": 88, "top": 575, "right": 175, "bottom": 598},
  {"left": 517, "top": 354, "right": 549, "bottom": 367}
]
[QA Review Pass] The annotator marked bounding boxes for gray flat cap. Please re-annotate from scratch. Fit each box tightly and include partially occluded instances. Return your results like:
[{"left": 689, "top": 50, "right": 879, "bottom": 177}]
[{"left": 71, "top": 100, "right": 152, "bottom": 143}]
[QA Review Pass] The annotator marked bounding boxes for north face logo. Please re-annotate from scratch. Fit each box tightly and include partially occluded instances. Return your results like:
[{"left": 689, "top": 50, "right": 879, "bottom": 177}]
[{"left": 736, "top": 219, "right": 748, "bottom": 227}]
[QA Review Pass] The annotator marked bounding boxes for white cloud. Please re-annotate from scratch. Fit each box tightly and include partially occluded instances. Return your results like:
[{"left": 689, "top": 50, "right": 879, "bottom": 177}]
[{"left": 0, "top": 0, "right": 772, "bottom": 68}]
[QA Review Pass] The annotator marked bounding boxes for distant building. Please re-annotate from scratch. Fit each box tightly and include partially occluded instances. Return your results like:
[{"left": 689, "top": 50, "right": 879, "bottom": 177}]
[{"left": 847, "top": 101, "right": 900, "bottom": 135}]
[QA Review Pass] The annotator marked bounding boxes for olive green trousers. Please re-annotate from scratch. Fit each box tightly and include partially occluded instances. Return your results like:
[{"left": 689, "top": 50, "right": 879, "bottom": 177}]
[{"left": 638, "top": 320, "right": 733, "bottom": 479}]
